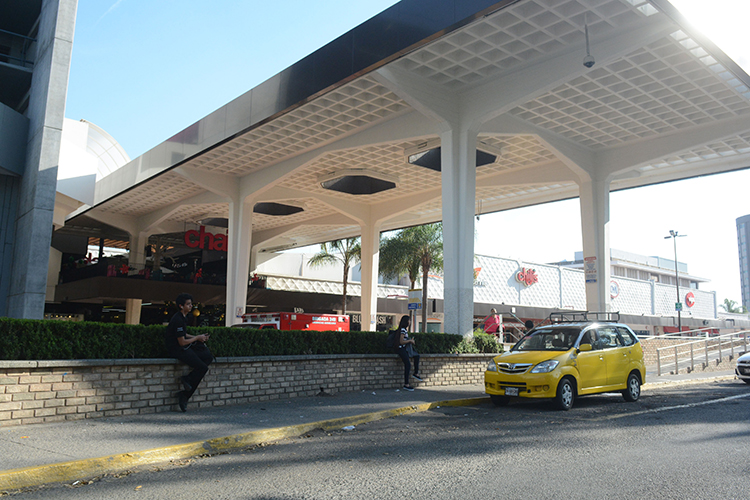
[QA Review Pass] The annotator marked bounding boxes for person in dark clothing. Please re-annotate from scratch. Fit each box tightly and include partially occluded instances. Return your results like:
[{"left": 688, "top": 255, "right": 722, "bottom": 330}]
[
  {"left": 396, "top": 315, "right": 422, "bottom": 391},
  {"left": 165, "top": 293, "right": 212, "bottom": 412}
]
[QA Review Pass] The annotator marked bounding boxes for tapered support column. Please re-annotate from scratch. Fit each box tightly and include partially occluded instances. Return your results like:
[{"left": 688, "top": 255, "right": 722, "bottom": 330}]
[
  {"left": 579, "top": 177, "right": 611, "bottom": 312},
  {"left": 359, "top": 221, "right": 382, "bottom": 332},
  {"left": 128, "top": 231, "right": 150, "bottom": 270},
  {"left": 125, "top": 298, "right": 142, "bottom": 325},
  {"left": 441, "top": 127, "right": 477, "bottom": 337},
  {"left": 225, "top": 198, "right": 254, "bottom": 326}
]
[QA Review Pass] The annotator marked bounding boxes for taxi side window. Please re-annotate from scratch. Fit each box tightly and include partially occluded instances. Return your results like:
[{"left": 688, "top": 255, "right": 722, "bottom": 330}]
[
  {"left": 579, "top": 330, "right": 599, "bottom": 350},
  {"left": 616, "top": 327, "right": 636, "bottom": 346},
  {"left": 597, "top": 327, "right": 622, "bottom": 349}
]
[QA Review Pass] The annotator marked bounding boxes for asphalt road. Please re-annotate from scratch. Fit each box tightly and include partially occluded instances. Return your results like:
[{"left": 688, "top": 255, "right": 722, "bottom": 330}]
[{"left": 8, "top": 380, "right": 750, "bottom": 500}]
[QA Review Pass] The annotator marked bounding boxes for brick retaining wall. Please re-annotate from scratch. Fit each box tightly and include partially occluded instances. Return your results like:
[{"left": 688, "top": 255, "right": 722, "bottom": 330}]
[{"left": 0, "top": 354, "right": 495, "bottom": 427}]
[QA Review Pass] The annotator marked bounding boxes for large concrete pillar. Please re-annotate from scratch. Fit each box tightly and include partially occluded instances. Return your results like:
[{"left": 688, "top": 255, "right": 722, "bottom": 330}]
[
  {"left": 359, "top": 221, "right": 382, "bottom": 332},
  {"left": 440, "top": 127, "right": 477, "bottom": 337},
  {"left": 225, "top": 198, "right": 253, "bottom": 326},
  {"left": 127, "top": 231, "right": 150, "bottom": 270},
  {"left": 579, "top": 177, "right": 611, "bottom": 312},
  {"left": 7, "top": 0, "right": 77, "bottom": 318},
  {"left": 125, "top": 298, "right": 142, "bottom": 325}
]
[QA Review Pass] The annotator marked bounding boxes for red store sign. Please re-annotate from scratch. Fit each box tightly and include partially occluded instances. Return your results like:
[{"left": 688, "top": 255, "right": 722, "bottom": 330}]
[
  {"left": 184, "top": 226, "right": 228, "bottom": 252},
  {"left": 515, "top": 267, "right": 538, "bottom": 287}
]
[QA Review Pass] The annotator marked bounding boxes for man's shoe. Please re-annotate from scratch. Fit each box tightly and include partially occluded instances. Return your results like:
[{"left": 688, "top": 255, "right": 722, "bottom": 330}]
[
  {"left": 403, "top": 385, "right": 415, "bottom": 391},
  {"left": 178, "top": 391, "right": 188, "bottom": 412},
  {"left": 180, "top": 376, "right": 193, "bottom": 392},
  {"left": 412, "top": 374, "right": 424, "bottom": 381}
]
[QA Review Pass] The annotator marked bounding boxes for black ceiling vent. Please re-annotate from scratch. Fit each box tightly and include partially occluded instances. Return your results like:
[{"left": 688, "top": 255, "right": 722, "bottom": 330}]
[
  {"left": 407, "top": 147, "right": 497, "bottom": 172},
  {"left": 320, "top": 175, "right": 396, "bottom": 195},
  {"left": 253, "top": 202, "right": 304, "bottom": 216}
]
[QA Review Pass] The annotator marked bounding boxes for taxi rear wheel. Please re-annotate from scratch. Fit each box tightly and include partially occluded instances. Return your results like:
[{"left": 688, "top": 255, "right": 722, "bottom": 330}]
[
  {"left": 490, "top": 395, "right": 510, "bottom": 406},
  {"left": 554, "top": 377, "right": 574, "bottom": 411},
  {"left": 622, "top": 372, "right": 641, "bottom": 402}
]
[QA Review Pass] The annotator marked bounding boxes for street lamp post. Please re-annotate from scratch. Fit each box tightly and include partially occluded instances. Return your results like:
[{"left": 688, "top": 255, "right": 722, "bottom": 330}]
[{"left": 664, "top": 230, "right": 687, "bottom": 332}]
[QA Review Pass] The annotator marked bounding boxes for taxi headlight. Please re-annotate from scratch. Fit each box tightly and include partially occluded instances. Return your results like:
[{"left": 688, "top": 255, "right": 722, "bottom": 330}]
[
  {"left": 530, "top": 360, "right": 559, "bottom": 373},
  {"left": 486, "top": 360, "right": 497, "bottom": 372}
]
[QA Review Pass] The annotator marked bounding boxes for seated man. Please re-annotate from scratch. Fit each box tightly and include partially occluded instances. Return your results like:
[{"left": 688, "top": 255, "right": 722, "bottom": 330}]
[{"left": 164, "top": 293, "right": 213, "bottom": 412}]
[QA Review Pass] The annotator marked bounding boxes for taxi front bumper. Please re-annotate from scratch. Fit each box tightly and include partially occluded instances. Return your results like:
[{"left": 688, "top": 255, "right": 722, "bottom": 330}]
[{"left": 484, "top": 369, "right": 562, "bottom": 399}]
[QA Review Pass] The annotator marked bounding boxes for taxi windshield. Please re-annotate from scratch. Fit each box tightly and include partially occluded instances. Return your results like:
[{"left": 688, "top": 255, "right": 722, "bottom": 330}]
[{"left": 513, "top": 328, "right": 579, "bottom": 351}]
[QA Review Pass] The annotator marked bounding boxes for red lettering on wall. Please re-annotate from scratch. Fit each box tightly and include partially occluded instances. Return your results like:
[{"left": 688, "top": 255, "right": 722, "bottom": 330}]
[{"left": 183, "top": 226, "right": 228, "bottom": 252}]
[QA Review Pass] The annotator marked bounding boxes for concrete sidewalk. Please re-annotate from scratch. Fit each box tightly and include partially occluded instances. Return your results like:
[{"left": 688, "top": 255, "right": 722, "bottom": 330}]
[{"left": 0, "top": 370, "right": 738, "bottom": 491}]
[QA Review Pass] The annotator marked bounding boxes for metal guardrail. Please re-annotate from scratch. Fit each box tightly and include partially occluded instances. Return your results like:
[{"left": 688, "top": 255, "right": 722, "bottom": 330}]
[{"left": 655, "top": 330, "right": 749, "bottom": 376}]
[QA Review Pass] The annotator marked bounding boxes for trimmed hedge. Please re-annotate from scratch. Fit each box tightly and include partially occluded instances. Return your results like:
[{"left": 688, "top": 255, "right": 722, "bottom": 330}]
[{"left": 0, "top": 318, "right": 501, "bottom": 360}]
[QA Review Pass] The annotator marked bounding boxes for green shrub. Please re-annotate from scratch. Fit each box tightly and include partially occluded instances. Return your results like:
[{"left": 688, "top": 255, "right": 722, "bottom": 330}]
[
  {"left": 451, "top": 332, "right": 504, "bottom": 354},
  {"left": 0, "top": 318, "right": 501, "bottom": 360}
]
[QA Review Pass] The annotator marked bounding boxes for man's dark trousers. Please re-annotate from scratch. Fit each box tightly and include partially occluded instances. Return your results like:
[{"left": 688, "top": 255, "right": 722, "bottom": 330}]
[{"left": 172, "top": 345, "right": 213, "bottom": 398}]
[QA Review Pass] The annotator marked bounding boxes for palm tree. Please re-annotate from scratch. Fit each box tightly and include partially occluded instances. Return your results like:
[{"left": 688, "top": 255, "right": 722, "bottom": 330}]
[
  {"left": 719, "top": 298, "right": 747, "bottom": 314},
  {"left": 379, "top": 233, "right": 420, "bottom": 288},
  {"left": 307, "top": 238, "right": 361, "bottom": 315},
  {"left": 379, "top": 223, "right": 443, "bottom": 332}
]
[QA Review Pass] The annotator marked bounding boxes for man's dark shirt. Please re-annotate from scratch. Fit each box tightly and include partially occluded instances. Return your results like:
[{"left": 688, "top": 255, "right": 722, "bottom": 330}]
[{"left": 165, "top": 312, "right": 189, "bottom": 355}]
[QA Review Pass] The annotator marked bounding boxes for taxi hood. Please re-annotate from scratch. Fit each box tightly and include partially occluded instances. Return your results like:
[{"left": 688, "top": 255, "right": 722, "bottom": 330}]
[{"left": 493, "top": 349, "right": 571, "bottom": 364}]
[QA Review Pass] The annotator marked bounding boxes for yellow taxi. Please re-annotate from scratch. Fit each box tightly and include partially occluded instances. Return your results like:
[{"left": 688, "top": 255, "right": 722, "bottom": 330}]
[{"left": 485, "top": 312, "right": 645, "bottom": 410}]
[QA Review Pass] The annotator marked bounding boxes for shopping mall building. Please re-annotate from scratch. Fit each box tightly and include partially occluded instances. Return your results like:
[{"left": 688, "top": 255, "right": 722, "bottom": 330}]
[{"left": 3, "top": 0, "right": 750, "bottom": 335}]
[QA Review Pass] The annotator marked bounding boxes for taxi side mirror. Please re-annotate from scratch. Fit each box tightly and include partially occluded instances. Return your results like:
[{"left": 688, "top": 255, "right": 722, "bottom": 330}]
[{"left": 578, "top": 343, "right": 593, "bottom": 352}]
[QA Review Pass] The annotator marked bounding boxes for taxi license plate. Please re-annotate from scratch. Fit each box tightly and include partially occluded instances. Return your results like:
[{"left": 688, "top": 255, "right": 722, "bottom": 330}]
[{"left": 504, "top": 387, "right": 519, "bottom": 397}]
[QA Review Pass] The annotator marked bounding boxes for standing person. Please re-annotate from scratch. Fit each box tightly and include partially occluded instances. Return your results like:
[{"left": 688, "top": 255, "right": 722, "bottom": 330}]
[
  {"left": 483, "top": 308, "right": 502, "bottom": 338},
  {"left": 165, "top": 293, "right": 213, "bottom": 412},
  {"left": 396, "top": 315, "right": 422, "bottom": 391}
]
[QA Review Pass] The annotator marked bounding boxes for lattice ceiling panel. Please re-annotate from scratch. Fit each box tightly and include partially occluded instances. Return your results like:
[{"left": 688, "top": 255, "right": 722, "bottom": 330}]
[
  {"left": 392, "top": 0, "right": 656, "bottom": 89},
  {"left": 276, "top": 140, "right": 440, "bottom": 203},
  {"left": 275, "top": 135, "right": 559, "bottom": 205},
  {"left": 282, "top": 224, "right": 360, "bottom": 243},
  {"left": 479, "top": 135, "right": 558, "bottom": 170},
  {"left": 98, "top": 172, "right": 203, "bottom": 216},
  {"left": 187, "top": 76, "right": 410, "bottom": 176},
  {"left": 476, "top": 182, "right": 577, "bottom": 205},
  {"left": 639, "top": 131, "right": 750, "bottom": 173},
  {"left": 510, "top": 31, "right": 750, "bottom": 149},
  {"left": 164, "top": 203, "right": 228, "bottom": 225}
]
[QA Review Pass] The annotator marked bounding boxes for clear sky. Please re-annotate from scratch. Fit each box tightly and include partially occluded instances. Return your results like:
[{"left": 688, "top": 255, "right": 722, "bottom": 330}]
[{"left": 65, "top": 1, "right": 750, "bottom": 305}]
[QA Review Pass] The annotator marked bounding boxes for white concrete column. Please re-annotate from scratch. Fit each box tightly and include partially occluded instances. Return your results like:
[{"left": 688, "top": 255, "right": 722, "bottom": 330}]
[
  {"left": 441, "top": 126, "right": 478, "bottom": 337},
  {"left": 125, "top": 298, "right": 142, "bottom": 325},
  {"left": 359, "top": 221, "right": 382, "bottom": 332},
  {"left": 579, "top": 177, "right": 611, "bottom": 312},
  {"left": 127, "top": 231, "right": 150, "bottom": 270},
  {"left": 225, "top": 198, "right": 254, "bottom": 326}
]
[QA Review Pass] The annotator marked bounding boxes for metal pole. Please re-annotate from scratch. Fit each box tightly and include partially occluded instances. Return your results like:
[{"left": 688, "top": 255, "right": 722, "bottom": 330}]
[
  {"left": 718, "top": 335, "right": 722, "bottom": 362},
  {"left": 673, "top": 235, "right": 681, "bottom": 333},
  {"left": 690, "top": 343, "right": 694, "bottom": 372},
  {"left": 657, "top": 349, "right": 662, "bottom": 376},
  {"left": 705, "top": 338, "right": 709, "bottom": 368},
  {"left": 674, "top": 346, "right": 679, "bottom": 374}
]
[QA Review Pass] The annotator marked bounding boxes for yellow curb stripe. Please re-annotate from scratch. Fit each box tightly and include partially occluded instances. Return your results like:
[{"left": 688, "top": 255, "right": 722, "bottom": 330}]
[{"left": 0, "top": 397, "right": 489, "bottom": 491}]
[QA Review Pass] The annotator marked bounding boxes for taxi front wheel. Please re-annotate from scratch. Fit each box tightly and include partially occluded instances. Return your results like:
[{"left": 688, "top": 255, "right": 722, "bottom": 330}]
[
  {"left": 622, "top": 372, "right": 641, "bottom": 402},
  {"left": 555, "top": 378, "right": 574, "bottom": 411}
]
